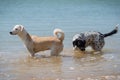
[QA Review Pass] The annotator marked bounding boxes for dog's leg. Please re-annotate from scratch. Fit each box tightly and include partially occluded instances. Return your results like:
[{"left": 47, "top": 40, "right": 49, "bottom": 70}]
[
  {"left": 51, "top": 49, "right": 58, "bottom": 56},
  {"left": 30, "top": 52, "right": 35, "bottom": 57},
  {"left": 92, "top": 43, "right": 104, "bottom": 51},
  {"left": 26, "top": 46, "right": 35, "bottom": 57},
  {"left": 50, "top": 47, "right": 62, "bottom": 56}
]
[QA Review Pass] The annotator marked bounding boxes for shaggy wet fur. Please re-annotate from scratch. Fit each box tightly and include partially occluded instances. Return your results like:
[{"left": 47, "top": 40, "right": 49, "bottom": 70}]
[{"left": 73, "top": 26, "right": 118, "bottom": 51}]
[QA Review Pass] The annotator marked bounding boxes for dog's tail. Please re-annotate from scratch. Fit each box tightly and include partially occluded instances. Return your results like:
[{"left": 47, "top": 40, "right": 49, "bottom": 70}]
[
  {"left": 103, "top": 25, "right": 118, "bottom": 37},
  {"left": 54, "top": 28, "right": 64, "bottom": 42}
]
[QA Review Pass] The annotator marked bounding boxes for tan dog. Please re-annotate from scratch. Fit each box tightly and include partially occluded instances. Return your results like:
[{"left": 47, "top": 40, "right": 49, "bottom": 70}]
[{"left": 10, "top": 25, "right": 64, "bottom": 57}]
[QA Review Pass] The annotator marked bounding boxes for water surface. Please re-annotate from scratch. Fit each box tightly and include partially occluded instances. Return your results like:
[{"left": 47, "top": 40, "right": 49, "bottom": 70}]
[{"left": 0, "top": 0, "right": 120, "bottom": 80}]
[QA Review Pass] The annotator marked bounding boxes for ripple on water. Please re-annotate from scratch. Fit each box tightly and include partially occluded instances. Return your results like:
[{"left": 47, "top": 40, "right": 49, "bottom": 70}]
[
  {"left": 102, "top": 54, "right": 115, "bottom": 61},
  {"left": 0, "top": 73, "right": 10, "bottom": 80}
]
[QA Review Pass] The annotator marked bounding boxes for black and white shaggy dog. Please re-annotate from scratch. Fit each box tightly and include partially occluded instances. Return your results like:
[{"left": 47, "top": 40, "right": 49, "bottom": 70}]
[{"left": 72, "top": 26, "right": 118, "bottom": 52}]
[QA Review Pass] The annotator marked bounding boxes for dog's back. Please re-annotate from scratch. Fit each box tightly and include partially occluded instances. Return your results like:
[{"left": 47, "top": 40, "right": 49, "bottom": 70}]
[{"left": 73, "top": 32, "right": 101, "bottom": 43}]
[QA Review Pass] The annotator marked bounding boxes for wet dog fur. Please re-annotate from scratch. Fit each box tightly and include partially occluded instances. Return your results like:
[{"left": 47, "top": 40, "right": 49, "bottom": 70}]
[{"left": 72, "top": 25, "right": 118, "bottom": 52}]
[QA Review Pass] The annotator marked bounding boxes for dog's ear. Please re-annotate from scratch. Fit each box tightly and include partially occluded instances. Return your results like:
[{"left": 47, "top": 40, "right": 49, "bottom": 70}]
[{"left": 20, "top": 25, "right": 24, "bottom": 31}]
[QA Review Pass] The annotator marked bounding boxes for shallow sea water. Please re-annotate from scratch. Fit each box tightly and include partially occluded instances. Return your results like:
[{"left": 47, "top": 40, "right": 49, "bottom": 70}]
[{"left": 0, "top": 0, "right": 120, "bottom": 80}]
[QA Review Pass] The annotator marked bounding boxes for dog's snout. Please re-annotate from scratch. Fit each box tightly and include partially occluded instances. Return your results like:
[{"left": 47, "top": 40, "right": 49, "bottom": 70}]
[
  {"left": 80, "top": 48, "right": 85, "bottom": 51},
  {"left": 81, "top": 49, "right": 85, "bottom": 51},
  {"left": 10, "top": 32, "right": 12, "bottom": 35}
]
